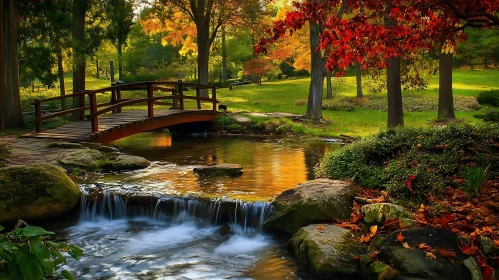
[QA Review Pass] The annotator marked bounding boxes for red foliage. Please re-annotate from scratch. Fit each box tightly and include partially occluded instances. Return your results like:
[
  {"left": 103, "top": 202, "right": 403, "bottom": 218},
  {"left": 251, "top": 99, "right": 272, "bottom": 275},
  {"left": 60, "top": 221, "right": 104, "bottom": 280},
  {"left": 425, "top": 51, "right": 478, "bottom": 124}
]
[{"left": 256, "top": 0, "right": 499, "bottom": 75}]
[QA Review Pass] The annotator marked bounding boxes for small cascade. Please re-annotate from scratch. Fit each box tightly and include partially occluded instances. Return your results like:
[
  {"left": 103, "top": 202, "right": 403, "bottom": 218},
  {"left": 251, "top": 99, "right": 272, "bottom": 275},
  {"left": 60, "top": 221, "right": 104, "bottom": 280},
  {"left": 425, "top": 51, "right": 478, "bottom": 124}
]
[{"left": 79, "top": 186, "right": 273, "bottom": 236}]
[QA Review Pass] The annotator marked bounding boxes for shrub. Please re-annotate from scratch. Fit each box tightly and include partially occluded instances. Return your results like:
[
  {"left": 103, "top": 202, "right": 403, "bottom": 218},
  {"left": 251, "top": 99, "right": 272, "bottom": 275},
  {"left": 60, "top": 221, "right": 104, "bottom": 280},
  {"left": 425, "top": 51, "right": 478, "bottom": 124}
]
[
  {"left": 0, "top": 145, "right": 9, "bottom": 168},
  {"left": 460, "top": 166, "right": 490, "bottom": 200},
  {"left": 316, "top": 125, "right": 499, "bottom": 204},
  {"left": 477, "top": 90, "right": 499, "bottom": 107},
  {"left": 474, "top": 109, "right": 499, "bottom": 123},
  {"left": 0, "top": 224, "right": 83, "bottom": 279},
  {"left": 322, "top": 98, "right": 356, "bottom": 112}
]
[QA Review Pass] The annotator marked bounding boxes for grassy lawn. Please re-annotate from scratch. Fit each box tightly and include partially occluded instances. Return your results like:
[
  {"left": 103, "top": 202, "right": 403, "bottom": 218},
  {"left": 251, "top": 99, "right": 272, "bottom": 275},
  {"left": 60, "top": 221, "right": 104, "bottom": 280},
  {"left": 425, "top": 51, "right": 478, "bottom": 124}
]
[{"left": 16, "top": 69, "right": 498, "bottom": 137}]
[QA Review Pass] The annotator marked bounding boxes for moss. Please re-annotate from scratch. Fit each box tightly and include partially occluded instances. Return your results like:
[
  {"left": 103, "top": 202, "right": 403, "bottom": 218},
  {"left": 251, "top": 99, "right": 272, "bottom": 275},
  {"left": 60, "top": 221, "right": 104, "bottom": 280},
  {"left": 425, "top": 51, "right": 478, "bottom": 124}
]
[
  {"left": 0, "top": 164, "right": 80, "bottom": 223},
  {"left": 59, "top": 149, "right": 105, "bottom": 172}
]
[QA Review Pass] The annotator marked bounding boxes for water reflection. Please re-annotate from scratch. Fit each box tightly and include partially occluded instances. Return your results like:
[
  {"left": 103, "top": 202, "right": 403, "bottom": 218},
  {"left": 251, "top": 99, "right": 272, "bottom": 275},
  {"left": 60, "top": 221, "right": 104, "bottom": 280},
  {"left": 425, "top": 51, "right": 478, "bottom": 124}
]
[{"left": 108, "top": 132, "right": 340, "bottom": 201}]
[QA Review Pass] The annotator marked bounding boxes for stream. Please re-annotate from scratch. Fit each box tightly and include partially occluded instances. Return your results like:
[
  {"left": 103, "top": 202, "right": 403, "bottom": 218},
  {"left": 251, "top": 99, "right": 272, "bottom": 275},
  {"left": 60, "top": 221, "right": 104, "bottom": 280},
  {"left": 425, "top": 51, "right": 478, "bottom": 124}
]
[{"left": 51, "top": 132, "right": 341, "bottom": 279}]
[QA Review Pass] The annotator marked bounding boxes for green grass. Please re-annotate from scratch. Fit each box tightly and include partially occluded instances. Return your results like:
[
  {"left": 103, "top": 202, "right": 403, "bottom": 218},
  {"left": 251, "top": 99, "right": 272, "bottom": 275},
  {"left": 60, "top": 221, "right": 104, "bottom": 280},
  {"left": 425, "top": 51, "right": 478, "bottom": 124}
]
[
  {"left": 0, "top": 145, "right": 9, "bottom": 167},
  {"left": 14, "top": 69, "right": 499, "bottom": 138}
]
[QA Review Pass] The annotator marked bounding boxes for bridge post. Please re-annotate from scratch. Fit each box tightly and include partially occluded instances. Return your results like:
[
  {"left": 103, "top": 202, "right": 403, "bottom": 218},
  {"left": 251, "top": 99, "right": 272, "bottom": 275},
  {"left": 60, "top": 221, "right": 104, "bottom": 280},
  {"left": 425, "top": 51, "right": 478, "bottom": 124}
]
[
  {"left": 147, "top": 82, "right": 154, "bottom": 118},
  {"left": 34, "top": 100, "right": 42, "bottom": 133},
  {"left": 111, "top": 82, "right": 117, "bottom": 114},
  {"left": 79, "top": 90, "right": 86, "bottom": 121},
  {"left": 212, "top": 87, "right": 217, "bottom": 112},
  {"left": 116, "top": 87, "right": 122, "bottom": 113},
  {"left": 89, "top": 92, "right": 99, "bottom": 133},
  {"left": 178, "top": 79, "right": 184, "bottom": 110},
  {"left": 172, "top": 88, "right": 178, "bottom": 108},
  {"left": 196, "top": 87, "right": 201, "bottom": 109}
]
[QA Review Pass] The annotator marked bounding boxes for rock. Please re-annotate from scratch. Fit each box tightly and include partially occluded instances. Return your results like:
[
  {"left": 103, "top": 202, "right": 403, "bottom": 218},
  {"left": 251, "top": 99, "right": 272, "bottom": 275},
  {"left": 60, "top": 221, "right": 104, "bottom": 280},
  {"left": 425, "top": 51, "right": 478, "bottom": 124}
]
[
  {"left": 377, "top": 227, "right": 471, "bottom": 280},
  {"left": 463, "top": 257, "right": 484, "bottom": 280},
  {"left": 219, "top": 225, "right": 231, "bottom": 236},
  {"left": 0, "top": 164, "right": 81, "bottom": 224},
  {"left": 480, "top": 235, "right": 499, "bottom": 255},
  {"left": 361, "top": 203, "right": 417, "bottom": 227},
  {"left": 102, "top": 155, "right": 151, "bottom": 171},
  {"left": 59, "top": 149, "right": 105, "bottom": 171},
  {"left": 367, "top": 261, "right": 398, "bottom": 280},
  {"left": 288, "top": 224, "right": 366, "bottom": 277},
  {"left": 233, "top": 116, "right": 252, "bottom": 125},
  {"left": 193, "top": 164, "right": 243, "bottom": 177},
  {"left": 264, "top": 179, "right": 355, "bottom": 234},
  {"left": 47, "top": 142, "right": 84, "bottom": 149}
]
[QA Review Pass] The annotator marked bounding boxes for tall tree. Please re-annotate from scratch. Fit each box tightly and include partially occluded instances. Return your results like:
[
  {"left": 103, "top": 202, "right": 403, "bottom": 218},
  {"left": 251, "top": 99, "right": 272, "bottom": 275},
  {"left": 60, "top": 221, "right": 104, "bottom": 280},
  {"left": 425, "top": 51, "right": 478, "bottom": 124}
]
[
  {"left": 438, "top": 49, "right": 455, "bottom": 120},
  {"left": 72, "top": 0, "right": 87, "bottom": 119},
  {"left": 105, "top": 0, "right": 134, "bottom": 80},
  {"left": 0, "top": 0, "right": 24, "bottom": 130}
]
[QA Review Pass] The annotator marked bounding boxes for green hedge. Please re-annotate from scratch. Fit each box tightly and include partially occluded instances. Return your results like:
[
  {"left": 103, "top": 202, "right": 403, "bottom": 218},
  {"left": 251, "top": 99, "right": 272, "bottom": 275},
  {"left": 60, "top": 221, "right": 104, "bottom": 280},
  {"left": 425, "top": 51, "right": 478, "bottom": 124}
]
[
  {"left": 477, "top": 90, "right": 499, "bottom": 107},
  {"left": 316, "top": 125, "right": 499, "bottom": 204}
]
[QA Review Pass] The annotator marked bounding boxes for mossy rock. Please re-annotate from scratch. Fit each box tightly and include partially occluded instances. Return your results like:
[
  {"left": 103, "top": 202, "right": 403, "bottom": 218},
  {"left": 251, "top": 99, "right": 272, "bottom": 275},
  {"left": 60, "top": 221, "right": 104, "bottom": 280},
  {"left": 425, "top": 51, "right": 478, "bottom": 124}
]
[
  {"left": 480, "top": 235, "right": 499, "bottom": 256},
  {"left": 59, "top": 149, "right": 106, "bottom": 171},
  {"left": 264, "top": 179, "right": 355, "bottom": 234},
  {"left": 377, "top": 227, "right": 471, "bottom": 280},
  {"left": 288, "top": 224, "right": 366, "bottom": 277},
  {"left": 361, "top": 203, "right": 417, "bottom": 227},
  {"left": 0, "top": 163, "right": 81, "bottom": 224},
  {"left": 102, "top": 155, "right": 151, "bottom": 171}
]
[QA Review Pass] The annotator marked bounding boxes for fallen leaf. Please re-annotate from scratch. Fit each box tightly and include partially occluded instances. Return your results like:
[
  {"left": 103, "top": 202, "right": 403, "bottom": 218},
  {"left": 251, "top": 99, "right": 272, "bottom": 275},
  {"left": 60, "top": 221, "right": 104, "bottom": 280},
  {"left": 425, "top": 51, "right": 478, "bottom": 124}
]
[
  {"left": 461, "top": 245, "right": 477, "bottom": 255},
  {"left": 370, "top": 250, "right": 379, "bottom": 258},
  {"left": 426, "top": 252, "right": 437, "bottom": 260},
  {"left": 370, "top": 225, "right": 378, "bottom": 235},
  {"left": 396, "top": 232, "right": 405, "bottom": 243},
  {"left": 437, "top": 248, "right": 456, "bottom": 259},
  {"left": 358, "top": 234, "right": 372, "bottom": 243},
  {"left": 418, "top": 243, "right": 433, "bottom": 252},
  {"left": 317, "top": 225, "right": 325, "bottom": 231},
  {"left": 494, "top": 239, "right": 499, "bottom": 246},
  {"left": 402, "top": 242, "right": 410, "bottom": 249}
]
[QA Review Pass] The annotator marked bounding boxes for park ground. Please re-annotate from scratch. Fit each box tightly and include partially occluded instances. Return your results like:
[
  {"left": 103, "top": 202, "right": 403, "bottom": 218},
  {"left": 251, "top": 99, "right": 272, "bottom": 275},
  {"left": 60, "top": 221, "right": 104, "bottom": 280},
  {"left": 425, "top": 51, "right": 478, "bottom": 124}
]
[{"left": 12, "top": 68, "right": 499, "bottom": 138}]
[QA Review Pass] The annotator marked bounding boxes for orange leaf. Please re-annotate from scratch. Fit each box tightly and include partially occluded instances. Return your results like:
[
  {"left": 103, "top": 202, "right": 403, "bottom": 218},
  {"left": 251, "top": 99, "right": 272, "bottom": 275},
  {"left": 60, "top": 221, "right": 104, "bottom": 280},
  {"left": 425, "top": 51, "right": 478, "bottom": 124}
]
[
  {"left": 358, "top": 234, "right": 372, "bottom": 244},
  {"left": 317, "top": 225, "right": 325, "bottom": 231},
  {"left": 370, "top": 225, "right": 378, "bottom": 235},
  {"left": 437, "top": 249, "right": 456, "bottom": 259},
  {"left": 461, "top": 245, "right": 477, "bottom": 255},
  {"left": 426, "top": 252, "right": 437, "bottom": 260},
  {"left": 494, "top": 239, "right": 499, "bottom": 246},
  {"left": 418, "top": 243, "right": 433, "bottom": 252},
  {"left": 396, "top": 232, "right": 405, "bottom": 243},
  {"left": 402, "top": 242, "right": 410, "bottom": 249},
  {"left": 370, "top": 250, "right": 380, "bottom": 258}
]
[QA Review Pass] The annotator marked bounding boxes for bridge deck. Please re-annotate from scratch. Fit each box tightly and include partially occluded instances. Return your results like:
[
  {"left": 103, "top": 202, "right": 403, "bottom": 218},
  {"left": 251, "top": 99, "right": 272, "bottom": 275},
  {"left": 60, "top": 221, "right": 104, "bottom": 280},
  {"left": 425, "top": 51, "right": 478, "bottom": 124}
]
[{"left": 23, "top": 109, "right": 216, "bottom": 143}]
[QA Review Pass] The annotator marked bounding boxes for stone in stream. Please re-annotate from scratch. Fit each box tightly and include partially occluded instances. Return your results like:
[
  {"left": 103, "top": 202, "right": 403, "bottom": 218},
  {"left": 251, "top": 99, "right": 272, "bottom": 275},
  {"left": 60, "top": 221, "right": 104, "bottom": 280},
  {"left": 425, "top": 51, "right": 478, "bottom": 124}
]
[
  {"left": 101, "top": 155, "right": 151, "bottom": 171},
  {"left": 59, "top": 148, "right": 106, "bottom": 172},
  {"left": 264, "top": 179, "right": 355, "bottom": 234},
  {"left": 193, "top": 164, "right": 243, "bottom": 177},
  {"left": 0, "top": 163, "right": 81, "bottom": 224},
  {"left": 375, "top": 227, "right": 472, "bottom": 280},
  {"left": 288, "top": 224, "right": 366, "bottom": 277},
  {"left": 361, "top": 203, "right": 418, "bottom": 228}
]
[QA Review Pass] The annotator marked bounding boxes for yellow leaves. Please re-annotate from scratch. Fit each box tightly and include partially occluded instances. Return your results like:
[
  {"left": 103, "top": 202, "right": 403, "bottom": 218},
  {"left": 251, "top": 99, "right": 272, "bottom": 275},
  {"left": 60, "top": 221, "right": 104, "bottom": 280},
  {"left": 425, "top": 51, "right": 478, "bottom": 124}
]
[
  {"left": 359, "top": 225, "right": 378, "bottom": 244},
  {"left": 370, "top": 225, "right": 378, "bottom": 235},
  {"left": 401, "top": 242, "right": 410, "bottom": 249}
]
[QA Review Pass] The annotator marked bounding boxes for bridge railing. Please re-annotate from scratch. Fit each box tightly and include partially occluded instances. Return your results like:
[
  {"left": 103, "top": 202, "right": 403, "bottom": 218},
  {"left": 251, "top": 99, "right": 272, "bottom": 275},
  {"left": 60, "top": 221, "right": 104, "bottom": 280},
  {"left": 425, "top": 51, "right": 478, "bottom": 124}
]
[{"left": 31, "top": 80, "right": 218, "bottom": 133}]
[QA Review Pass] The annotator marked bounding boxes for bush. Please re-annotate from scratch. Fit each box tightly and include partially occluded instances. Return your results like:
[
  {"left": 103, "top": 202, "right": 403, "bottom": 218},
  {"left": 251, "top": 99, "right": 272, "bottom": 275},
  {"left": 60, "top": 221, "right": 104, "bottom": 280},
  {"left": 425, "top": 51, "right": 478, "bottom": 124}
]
[
  {"left": 477, "top": 90, "right": 499, "bottom": 107},
  {"left": 0, "top": 145, "right": 9, "bottom": 168},
  {"left": 474, "top": 109, "right": 499, "bottom": 123},
  {"left": 0, "top": 224, "right": 83, "bottom": 279},
  {"left": 316, "top": 125, "right": 499, "bottom": 204},
  {"left": 322, "top": 98, "right": 356, "bottom": 111}
]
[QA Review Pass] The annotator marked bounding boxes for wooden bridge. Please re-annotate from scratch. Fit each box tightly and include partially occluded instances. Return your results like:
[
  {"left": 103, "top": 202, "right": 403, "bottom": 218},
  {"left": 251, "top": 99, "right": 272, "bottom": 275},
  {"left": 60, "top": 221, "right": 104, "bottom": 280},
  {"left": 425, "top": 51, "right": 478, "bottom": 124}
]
[{"left": 23, "top": 81, "right": 219, "bottom": 144}]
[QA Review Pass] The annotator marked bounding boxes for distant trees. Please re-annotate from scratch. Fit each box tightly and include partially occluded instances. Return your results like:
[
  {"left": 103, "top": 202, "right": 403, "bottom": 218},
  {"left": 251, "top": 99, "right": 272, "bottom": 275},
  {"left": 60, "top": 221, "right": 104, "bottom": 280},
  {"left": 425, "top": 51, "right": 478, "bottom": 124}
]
[{"left": 243, "top": 58, "right": 274, "bottom": 84}]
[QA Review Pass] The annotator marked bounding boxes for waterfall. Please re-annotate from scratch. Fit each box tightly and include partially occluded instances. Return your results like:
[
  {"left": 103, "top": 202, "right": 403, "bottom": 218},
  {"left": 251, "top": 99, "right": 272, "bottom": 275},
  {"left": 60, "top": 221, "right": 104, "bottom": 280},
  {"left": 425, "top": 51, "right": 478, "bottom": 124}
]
[{"left": 79, "top": 186, "right": 273, "bottom": 236}]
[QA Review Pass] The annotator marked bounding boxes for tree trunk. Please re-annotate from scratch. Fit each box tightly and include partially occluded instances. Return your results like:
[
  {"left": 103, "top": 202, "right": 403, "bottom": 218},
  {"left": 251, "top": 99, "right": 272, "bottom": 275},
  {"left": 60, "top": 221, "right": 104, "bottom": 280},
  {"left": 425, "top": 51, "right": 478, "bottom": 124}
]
[
  {"left": 355, "top": 62, "right": 363, "bottom": 98},
  {"left": 1, "top": 0, "right": 24, "bottom": 129},
  {"left": 438, "top": 52, "right": 455, "bottom": 120},
  {"left": 385, "top": 0, "right": 403, "bottom": 127},
  {"left": 56, "top": 44, "right": 66, "bottom": 111},
  {"left": 221, "top": 26, "right": 227, "bottom": 83},
  {"left": 306, "top": 21, "right": 325, "bottom": 121},
  {"left": 326, "top": 72, "right": 333, "bottom": 99},
  {"left": 118, "top": 40, "right": 123, "bottom": 80},
  {"left": 96, "top": 58, "right": 99, "bottom": 79},
  {"left": 0, "top": 0, "right": 5, "bottom": 132},
  {"left": 196, "top": 24, "right": 210, "bottom": 97},
  {"left": 72, "top": 0, "right": 86, "bottom": 120}
]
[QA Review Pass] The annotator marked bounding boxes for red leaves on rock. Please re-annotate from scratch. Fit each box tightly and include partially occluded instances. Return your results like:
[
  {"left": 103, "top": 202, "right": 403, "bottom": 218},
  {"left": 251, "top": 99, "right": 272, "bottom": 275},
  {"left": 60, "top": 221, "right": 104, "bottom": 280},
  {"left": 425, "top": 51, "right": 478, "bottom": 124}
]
[
  {"left": 437, "top": 249, "right": 456, "bottom": 259},
  {"left": 396, "top": 232, "right": 405, "bottom": 243},
  {"left": 461, "top": 245, "right": 478, "bottom": 255}
]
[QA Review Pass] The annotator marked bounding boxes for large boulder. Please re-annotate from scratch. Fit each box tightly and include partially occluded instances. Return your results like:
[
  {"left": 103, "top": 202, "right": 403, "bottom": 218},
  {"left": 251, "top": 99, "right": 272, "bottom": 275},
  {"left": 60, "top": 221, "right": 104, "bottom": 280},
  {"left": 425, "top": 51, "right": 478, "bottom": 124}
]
[
  {"left": 193, "top": 164, "right": 243, "bottom": 177},
  {"left": 361, "top": 203, "right": 418, "bottom": 227},
  {"left": 264, "top": 179, "right": 355, "bottom": 234},
  {"left": 288, "top": 224, "right": 366, "bottom": 277},
  {"left": 59, "top": 148, "right": 105, "bottom": 171},
  {"left": 102, "top": 155, "right": 151, "bottom": 171},
  {"left": 0, "top": 164, "right": 81, "bottom": 224},
  {"left": 376, "top": 227, "right": 472, "bottom": 280}
]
